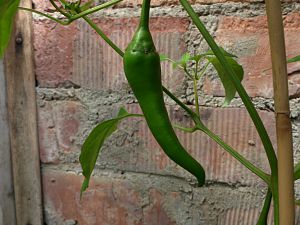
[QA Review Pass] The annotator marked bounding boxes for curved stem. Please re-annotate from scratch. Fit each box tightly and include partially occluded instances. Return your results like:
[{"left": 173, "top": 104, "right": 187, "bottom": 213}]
[
  {"left": 193, "top": 77, "right": 200, "bottom": 116},
  {"left": 272, "top": 176, "right": 279, "bottom": 225},
  {"left": 82, "top": 16, "right": 124, "bottom": 57},
  {"left": 199, "top": 125, "right": 270, "bottom": 184},
  {"left": 198, "top": 61, "right": 210, "bottom": 79},
  {"left": 162, "top": 86, "right": 202, "bottom": 125},
  {"left": 256, "top": 188, "right": 272, "bottom": 225},
  {"left": 49, "top": 0, "right": 70, "bottom": 17}
]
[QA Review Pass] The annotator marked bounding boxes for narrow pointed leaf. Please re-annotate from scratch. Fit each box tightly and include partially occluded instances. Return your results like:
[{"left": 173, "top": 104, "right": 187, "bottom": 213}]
[
  {"left": 207, "top": 56, "right": 244, "bottom": 105},
  {"left": 180, "top": 52, "right": 190, "bottom": 66},
  {"left": 79, "top": 108, "right": 143, "bottom": 195}
]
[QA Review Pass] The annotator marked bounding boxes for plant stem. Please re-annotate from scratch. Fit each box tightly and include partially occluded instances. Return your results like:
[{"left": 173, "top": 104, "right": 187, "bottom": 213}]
[
  {"left": 199, "top": 126, "right": 270, "bottom": 184},
  {"left": 49, "top": 0, "right": 70, "bottom": 17},
  {"left": 256, "top": 188, "right": 272, "bottom": 225},
  {"left": 198, "top": 61, "right": 210, "bottom": 79},
  {"left": 82, "top": 16, "right": 124, "bottom": 57},
  {"left": 18, "top": 7, "right": 71, "bottom": 25},
  {"left": 272, "top": 176, "right": 279, "bottom": 225},
  {"left": 162, "top": 86, "right": 202, "bottom": 125},
  {"left": 193, "top": 77, "right": 200, "bottom": 116},
  {"left": 69, "top": 0, "right": 122, "bottom": 21}
]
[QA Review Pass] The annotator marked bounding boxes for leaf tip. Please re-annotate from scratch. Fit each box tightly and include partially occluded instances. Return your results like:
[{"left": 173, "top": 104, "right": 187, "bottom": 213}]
[{"left": 80, "top": 177, "right": 90, "bottom": 200}]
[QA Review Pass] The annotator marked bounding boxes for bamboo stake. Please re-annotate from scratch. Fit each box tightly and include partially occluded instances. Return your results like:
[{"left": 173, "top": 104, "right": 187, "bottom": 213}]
[{"left": 264, "top": 0, "right": 295, "bottom": 224}]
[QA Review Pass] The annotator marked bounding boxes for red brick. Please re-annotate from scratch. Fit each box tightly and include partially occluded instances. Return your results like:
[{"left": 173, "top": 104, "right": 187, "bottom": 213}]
[
  {"left": 33, "top": 20, "right": 78, "bottom": 87},
  {"left": 204, "top": 13, "right": 300, "bottom": 98},
  {"left": 42, "top": 169, "right": 176, "bottom": 225},
  {"left": 143, "top": 189, "right": 176, "bottom": 225},
  {"left": 38, "top": 101, "right": 85, "bottom": 163},
  {"left": 34, "top": 17, "right": 188, "bottom": 91}
]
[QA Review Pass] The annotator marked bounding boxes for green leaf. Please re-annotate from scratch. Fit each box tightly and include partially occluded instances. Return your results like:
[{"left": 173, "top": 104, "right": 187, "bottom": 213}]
[
  {"left": 287, "top": 55, "right": 300, "bottom": 64},
  {"left": 180, "top": 52, "right": 190, "bottom": 66},
  {"left": 0, "top": 0, "right": 20, "bottom": 58},
  {"left": 79, "top": 108, "right": 143, "bottom": 196},
  {"left": 294, "top": 162, "right": 300, "bottom": 180},
  {"left": 207, "top": 56, "right": 244, "bottom": 106},
  {"left": 190, "top": 54, "right": 203, "bottom": 62}
]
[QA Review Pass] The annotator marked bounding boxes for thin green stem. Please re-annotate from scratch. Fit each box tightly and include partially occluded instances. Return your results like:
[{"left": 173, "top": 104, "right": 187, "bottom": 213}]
[
  {"left": 82, "top": 16, "right": 124, "bottom": 57},
  {"left": 183, "top": 66, "right": 193, "bottom": 79},
  {"left": 49, "top": 0, "right": 70, "bottom": 17},
  {"left": 199, "top": 125, "right": 270, "bottom": 184},
  {"left": 198, "top": 61, "right": 210, "bottom": 79},
  {"left": 179, "top": 0, "right": 277, "bottom": 176},
  {"left": 193, "top": 77, "right": 200, "bottom": 116},
  {"left": 195, "top": 60, "right": 199, "bottom": 79},
  {"left": 256, "top": 188, "right": 272, "bottom": 225},
  {"left": 162, "top": 86, "right": 202, "bottom": 125},
  {"left": 18, "top": 7, "right": 71, "bottom": 25},
  {"left": 69, "top": 0, "right": 122, "bottom": 21}
]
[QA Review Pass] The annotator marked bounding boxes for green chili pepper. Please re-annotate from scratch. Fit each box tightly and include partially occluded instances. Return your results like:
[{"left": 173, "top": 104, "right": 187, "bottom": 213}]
[{"left": 123, "top": 0, "right": 205, "bottom": 186}]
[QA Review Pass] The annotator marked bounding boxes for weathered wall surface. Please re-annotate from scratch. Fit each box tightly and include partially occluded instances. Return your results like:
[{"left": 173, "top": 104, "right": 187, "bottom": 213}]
[{"left": 32, "top": 0, "right": 300, "bottom": 224}]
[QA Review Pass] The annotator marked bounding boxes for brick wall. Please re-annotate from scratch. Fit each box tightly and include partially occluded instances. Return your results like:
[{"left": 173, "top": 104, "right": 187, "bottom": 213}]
[{"left": 32, "top": 0, "right": 300, "bottom": 224}]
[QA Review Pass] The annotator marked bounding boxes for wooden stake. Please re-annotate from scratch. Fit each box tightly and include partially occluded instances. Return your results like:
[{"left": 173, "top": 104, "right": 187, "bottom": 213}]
[
  {"left": 265, "top": 0, "right": 295, "bottom": 224},
  {"left": 0, "top": 61, "right": 16, "bottom": 225},
  {"left": 4, "top": 0, "right": 43, "bottom": 224}
]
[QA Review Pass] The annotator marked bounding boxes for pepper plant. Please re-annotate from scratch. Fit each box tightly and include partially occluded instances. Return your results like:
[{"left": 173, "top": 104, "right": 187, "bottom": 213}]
[{"left": 1, "top": 0, "right": 300, "bottom": 224}]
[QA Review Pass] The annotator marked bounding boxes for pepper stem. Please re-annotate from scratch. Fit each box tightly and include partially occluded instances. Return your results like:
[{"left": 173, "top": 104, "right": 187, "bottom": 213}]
[{"left": 139, "top": 0, "right": 151, "bottom": 29}]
